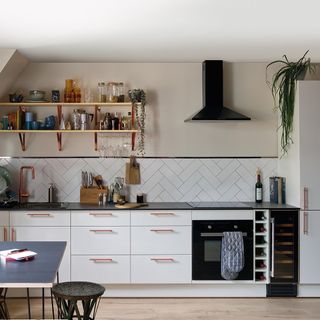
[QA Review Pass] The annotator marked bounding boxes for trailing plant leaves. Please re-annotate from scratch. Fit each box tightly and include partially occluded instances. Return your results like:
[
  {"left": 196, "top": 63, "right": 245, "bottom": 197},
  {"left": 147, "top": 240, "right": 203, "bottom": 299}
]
[
  {"left": 266, "top": 50, "right": 316, "bottom": 155},
  {"left": 128, "top": 89, "right": 146, "bottom": 156}
]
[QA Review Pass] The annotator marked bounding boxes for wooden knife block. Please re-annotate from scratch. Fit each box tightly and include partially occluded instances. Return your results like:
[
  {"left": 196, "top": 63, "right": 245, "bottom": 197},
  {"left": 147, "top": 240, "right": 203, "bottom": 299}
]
[{"left": 80, "top": 187, "right": 108, "bottom": 204}]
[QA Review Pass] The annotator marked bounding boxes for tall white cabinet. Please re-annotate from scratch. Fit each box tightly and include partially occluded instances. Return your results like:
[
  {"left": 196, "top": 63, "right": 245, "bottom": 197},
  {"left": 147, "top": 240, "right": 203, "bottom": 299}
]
[{"left": 278, "top": 81, "right": 320, "bottom": 295}]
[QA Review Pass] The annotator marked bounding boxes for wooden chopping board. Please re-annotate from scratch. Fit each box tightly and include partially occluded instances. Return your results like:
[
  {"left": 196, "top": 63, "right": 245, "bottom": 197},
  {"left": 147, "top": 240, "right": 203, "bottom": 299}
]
[
  {"left": 125, "top": 156, "right": 141, "bottom": 184},
  {"left": 115, "top": 203, "right": 148, "bottom": 209}
]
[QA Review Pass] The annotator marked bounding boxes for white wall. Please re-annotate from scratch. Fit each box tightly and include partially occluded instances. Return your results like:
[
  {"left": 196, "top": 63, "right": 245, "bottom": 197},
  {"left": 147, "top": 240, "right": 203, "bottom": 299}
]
[{"left": 1, "top": 62, "right": 278, "bottom": 157}]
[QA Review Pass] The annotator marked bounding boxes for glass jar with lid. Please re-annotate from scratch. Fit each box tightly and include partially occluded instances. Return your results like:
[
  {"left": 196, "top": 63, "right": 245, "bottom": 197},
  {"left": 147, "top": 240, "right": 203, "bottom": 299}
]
[
  {"left": 106, "top": 82, "right": 118, "bottom": 103},
  {"left": 98, "top": 82, "right": 106, "bottom": 102},
  {"left": 117, "top": 82, "right": 125, "bottom": 102}
]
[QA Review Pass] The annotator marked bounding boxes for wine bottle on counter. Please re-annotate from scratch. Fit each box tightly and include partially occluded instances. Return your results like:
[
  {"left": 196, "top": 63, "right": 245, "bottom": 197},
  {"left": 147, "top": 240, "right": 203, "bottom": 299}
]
[{"left": 255, "top": 169, "right": 263, "bottom": 203}]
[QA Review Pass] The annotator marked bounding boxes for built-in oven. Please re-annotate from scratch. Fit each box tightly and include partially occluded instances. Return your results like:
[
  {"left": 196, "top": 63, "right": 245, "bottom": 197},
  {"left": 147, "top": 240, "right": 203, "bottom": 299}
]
[{"left": 192, "top": 220, "right": 254, "bottom": 280}]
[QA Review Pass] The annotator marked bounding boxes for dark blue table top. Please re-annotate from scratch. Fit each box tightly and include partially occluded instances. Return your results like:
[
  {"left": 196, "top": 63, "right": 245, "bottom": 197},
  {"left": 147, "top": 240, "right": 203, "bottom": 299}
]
[{"left": 0, "top": 241, "right": 66, "bottom": 287}]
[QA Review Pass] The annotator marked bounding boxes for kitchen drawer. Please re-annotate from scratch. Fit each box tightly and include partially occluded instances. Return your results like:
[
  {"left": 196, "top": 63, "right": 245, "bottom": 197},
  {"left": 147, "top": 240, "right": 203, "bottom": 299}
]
[
  {"left": 131, "top": 210, "right": 191, "bottom": 226},
  {"left": 192, "top": 210, "right": 254, "bottom": 220},
  {"left": 0, "top": 211, "right": 9, "bottom": 226},
  {"left": 71, "top": 255, "right": 130, "bottom": 284},
  {"left": 71, "top": 210, "right": 130, "bottom": 226},
  {"left": 131, "top": 226, "right": 191, "bottom": 254},
  {"left": 131, "top": 255, "right": 191, "bottom": 284},
  {"left": 71, "top": 227, "right": 130, "bottom": 255},
  {"left": 10, "top": 210, "right": 70, "bottom": 226}
]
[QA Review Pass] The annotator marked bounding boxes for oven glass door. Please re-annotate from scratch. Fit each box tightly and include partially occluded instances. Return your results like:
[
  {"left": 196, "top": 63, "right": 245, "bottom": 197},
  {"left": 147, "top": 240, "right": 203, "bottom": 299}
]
[{"left": 192, "top": 220, "right": 254, "bottom": 281}]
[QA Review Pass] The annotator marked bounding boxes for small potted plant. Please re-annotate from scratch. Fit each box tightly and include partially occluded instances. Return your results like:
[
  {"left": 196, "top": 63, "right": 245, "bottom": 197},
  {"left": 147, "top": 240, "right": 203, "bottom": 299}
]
[
  {"left": 266, "top": 50, "right": 315, "bottom": 155},
  {"left": 128, "top": 89, "right": 146, "bottom": 156}
]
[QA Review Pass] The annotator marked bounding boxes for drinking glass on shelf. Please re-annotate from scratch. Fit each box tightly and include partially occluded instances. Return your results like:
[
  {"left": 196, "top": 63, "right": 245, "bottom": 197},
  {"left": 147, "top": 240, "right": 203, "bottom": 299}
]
[{"left": 84, "top": 88, "right": 94, "bottom": 103}]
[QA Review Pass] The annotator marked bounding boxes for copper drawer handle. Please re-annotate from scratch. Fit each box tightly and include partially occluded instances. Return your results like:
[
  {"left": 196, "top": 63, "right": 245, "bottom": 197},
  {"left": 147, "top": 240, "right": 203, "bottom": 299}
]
[
  {"left": 90, "top": 258, "right": 114, "bottom": 263},
  {"left": 303, "top": 212, "right": 309, "bottom": 235},
  {"left": 3, "top": 227, "right": 7, "bottom": 241},
  {"left": 150, "top": 212, "right": 175, "bottom": 216},
  {"left": 151, "top": 258, "right": 175, "bottom": 262},
  {"left": 150, "top": 229, "right": 174, "bottom": 232},
  {"left": 11, "top": 228, "right": 15, "bottom": 241},
  {"left": 89, "top": 229, "right": 113, "bottom": 233},
  {"left": 27, "top": 213, "right": 52, "bottom": 217},
  {"left": 89, "top": 213, "right": 113, "bottom": 217},
  {"left": 303, "top": 187, "right": 308, "bottom": 210}
]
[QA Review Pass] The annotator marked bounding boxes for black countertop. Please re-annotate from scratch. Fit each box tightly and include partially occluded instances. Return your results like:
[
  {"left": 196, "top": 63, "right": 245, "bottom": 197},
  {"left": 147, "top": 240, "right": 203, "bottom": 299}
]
[{"left": 0, "top": 201, "right": 299, "bottom": 211}]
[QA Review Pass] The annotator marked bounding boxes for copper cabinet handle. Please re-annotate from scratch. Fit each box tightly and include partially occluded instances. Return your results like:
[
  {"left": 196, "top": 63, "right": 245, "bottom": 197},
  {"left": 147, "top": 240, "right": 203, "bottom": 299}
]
[
  {"left": 150, "top": 258, "right": 175, "bottom": 262},
  {"left": 303, "top": 187, "right": 308, "bottom": 211},
  {"left": 150, "top": 229, "right": 174, "bottom": 232},
  {"left": 89, "top": 213, "right": 113, "bottom": 217},
  {"left": 270, "top": 218, "right": 275, "bottom": 277},
  {"left": 11, "top": 228, "right": 15, "bottom": 241},
  {"left": 3, "top": 227, "right": 7, "bottom": 241},
  {"left": 27, "top": 213, "right": 52, "bottom": 217},
  {"left": 89, "top": 229, "right": 113, "bottom": 233},
  {"left": 150, "top": 212, "right": 175, "bottom": 216},
  {"left": 90, "top": 258, "right": 114, "bottom": 263},
  {"left": 303, "top": 211, "right": 309, "bottom": 235}
]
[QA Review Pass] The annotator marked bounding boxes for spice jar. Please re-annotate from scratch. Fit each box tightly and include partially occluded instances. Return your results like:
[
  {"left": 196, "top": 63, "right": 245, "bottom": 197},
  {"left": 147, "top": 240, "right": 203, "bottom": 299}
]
[
  {"left": 106, "top": 82, "right": 118, "bottom": 103},
  {"left": 98, "top": 82, "right": 106, "bottom": 102}
]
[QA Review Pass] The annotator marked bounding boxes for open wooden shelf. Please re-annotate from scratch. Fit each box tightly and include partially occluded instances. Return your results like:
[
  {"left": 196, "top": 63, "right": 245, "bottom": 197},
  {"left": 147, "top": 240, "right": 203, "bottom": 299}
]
[
  {"left": 0, "top": 129, "right": 138, "bottom": 133},
  {"left": 0, "top": 101, "right": 142, "bottom": 152},
  {"left": 0, "top": 102, "right": 140, "bottom": 107}
]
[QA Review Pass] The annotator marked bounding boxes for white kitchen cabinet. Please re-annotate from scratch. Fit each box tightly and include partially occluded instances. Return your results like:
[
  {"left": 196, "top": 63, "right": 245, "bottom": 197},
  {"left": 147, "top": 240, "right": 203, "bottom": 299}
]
[
  {"left": 71, "top": 255, "right": 130, "bottom": 283},
  {"left": 71, "top": 210, "right": 130, "bottom": 226},
  {"left": 131, "top": 210, "right": 192, "bottom": 284},
  {"left": 0, "top": 211, "right": 9, "bottom": 241},
  {"left": 300, "top": 211, "right": 320, "bottom": 284},
  {"left": 131, "top": 226, "right": 191, "bottom": 255},
  {"left": 10, "top": 210, "right": 71, "bottom": 282},
  {"left": 11, "top": 226, "right": 70, "bottom": 281},
  {"left": 278, "top": 81, "right": 320, "bottom": 288},
  {"left": 10, "top": 210, "right": 70, "bottom": 226},
  {"left": 131, "top": 210, "right": 191, "bottom": 226},
  {"left": 71, "top": 227, "right": 130, "bottom": 255},
  {"left": 131, "top": 255, "right": 191, "bottom": 284}
]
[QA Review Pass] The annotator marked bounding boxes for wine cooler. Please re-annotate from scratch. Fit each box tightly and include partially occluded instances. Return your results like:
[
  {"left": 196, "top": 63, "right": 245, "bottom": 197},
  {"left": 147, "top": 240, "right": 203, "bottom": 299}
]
[{"left": 267, "top": 210, "right": 299, "bottom": 297}]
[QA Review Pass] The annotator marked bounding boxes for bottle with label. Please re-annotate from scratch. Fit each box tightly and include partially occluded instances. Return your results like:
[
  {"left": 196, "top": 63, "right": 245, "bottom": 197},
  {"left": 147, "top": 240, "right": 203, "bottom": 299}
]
[
  {"left": 127, "top": 112, "right": 132, "bottom": 130},
  {"left": 113, "top": 112, "right": 119, "bottom": 130},
  {"left": 255, "top": 169, "right": 263, "bottom": 203}
]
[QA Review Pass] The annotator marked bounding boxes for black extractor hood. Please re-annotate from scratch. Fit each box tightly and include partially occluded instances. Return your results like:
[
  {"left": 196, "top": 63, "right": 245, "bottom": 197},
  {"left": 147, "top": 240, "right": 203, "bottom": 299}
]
[{"left": 185, "top": 60, "right": 251, "bottom": 121}]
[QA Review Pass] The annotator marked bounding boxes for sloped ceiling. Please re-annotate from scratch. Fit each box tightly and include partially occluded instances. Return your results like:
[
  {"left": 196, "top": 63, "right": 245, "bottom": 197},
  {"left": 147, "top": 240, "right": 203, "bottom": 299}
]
[
  {"left": 1, "top": 0, "right": 320, "bottom": 62},
  {"left": 0, "top": 49, "right": 29, "bottom": 99}
]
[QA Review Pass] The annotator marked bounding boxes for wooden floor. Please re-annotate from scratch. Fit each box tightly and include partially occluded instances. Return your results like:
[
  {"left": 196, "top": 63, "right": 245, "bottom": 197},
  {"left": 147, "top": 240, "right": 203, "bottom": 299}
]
[{"left": 6, "top": 297, "right": 320, "bottom": 319}]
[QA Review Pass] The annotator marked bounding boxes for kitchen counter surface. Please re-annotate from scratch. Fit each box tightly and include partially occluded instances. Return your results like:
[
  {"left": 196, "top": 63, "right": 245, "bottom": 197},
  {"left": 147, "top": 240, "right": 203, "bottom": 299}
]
[{"left": 0, "top": 201, "right": 299, "bottom": 211}]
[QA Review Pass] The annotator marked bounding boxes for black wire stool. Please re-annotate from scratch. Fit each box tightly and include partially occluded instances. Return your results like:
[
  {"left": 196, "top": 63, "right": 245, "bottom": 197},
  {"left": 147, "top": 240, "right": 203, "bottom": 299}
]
[{"left": 52, "top": 281, "right": 105, "bottom": 320}]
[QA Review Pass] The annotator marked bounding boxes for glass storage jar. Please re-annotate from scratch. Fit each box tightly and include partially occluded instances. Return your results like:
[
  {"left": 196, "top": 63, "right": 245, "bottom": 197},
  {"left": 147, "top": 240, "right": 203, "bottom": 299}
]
[
  {"left": 97, "top": 82, "right": 106, "bottom": 102},
  {"left": 117, "top": 82, "right": 125, "bottom": 102},
  {"left": 106, "top": 82, "right": 118, "bottom": 103}
]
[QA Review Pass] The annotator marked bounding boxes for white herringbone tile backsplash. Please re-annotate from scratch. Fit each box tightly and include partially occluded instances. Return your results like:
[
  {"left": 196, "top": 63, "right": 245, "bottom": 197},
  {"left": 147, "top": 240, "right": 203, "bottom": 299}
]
[{"left": 0, "top": 158, "right": 277, "bottom": 203}]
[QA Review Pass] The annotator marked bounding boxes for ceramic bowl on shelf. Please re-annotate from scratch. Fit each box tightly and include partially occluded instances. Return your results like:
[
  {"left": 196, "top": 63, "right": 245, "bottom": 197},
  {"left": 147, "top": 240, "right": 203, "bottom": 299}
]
[{"left": 27, "top": 90, "right": 46, "bottom": 101}]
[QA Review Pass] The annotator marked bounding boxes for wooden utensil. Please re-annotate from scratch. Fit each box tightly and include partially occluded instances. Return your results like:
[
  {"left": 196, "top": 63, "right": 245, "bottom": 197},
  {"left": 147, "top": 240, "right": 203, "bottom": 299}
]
[
  {"left": 115, "top": 202, "right": 148, "bottom": 209},
  {"left": 125, "top": 156, "right": 141, "bottom": 185},
  {"left": 94, "top": 175, "right": 103, "bottom": 189}
]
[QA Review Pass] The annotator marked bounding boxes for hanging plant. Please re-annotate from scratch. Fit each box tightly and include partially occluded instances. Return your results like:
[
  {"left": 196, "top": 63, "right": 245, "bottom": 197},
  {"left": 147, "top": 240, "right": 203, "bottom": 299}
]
[
  {"left": 266, "top": 50, "right": 315, "bottom": 155},
  {"left": 128, "top": 89, "right": 146, "bottom": 155}
]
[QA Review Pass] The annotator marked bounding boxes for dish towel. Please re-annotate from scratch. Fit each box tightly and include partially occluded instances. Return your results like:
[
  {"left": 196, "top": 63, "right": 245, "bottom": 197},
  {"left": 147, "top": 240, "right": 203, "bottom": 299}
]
[{"left": 221, "top": 231, "right": 245, "bottom": 280}]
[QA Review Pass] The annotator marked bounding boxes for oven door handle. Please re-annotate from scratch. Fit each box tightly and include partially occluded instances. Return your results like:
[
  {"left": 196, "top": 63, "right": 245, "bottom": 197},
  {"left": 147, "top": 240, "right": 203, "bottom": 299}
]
[{"left": 200, "top": 232, "right": 248, "bottom": 237}]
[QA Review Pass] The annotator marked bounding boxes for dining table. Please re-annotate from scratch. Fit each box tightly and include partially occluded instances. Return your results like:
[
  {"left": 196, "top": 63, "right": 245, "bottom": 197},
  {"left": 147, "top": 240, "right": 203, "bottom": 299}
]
[{"left": 0, "top": 241, "right": 66, "bottom": 319}]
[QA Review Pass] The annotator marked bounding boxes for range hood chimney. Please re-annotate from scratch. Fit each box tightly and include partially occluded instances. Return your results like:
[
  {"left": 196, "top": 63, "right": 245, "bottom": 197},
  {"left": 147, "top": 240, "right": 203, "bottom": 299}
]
[{"left": 185, "top": 60, "right": 251, "bottom": 121}]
